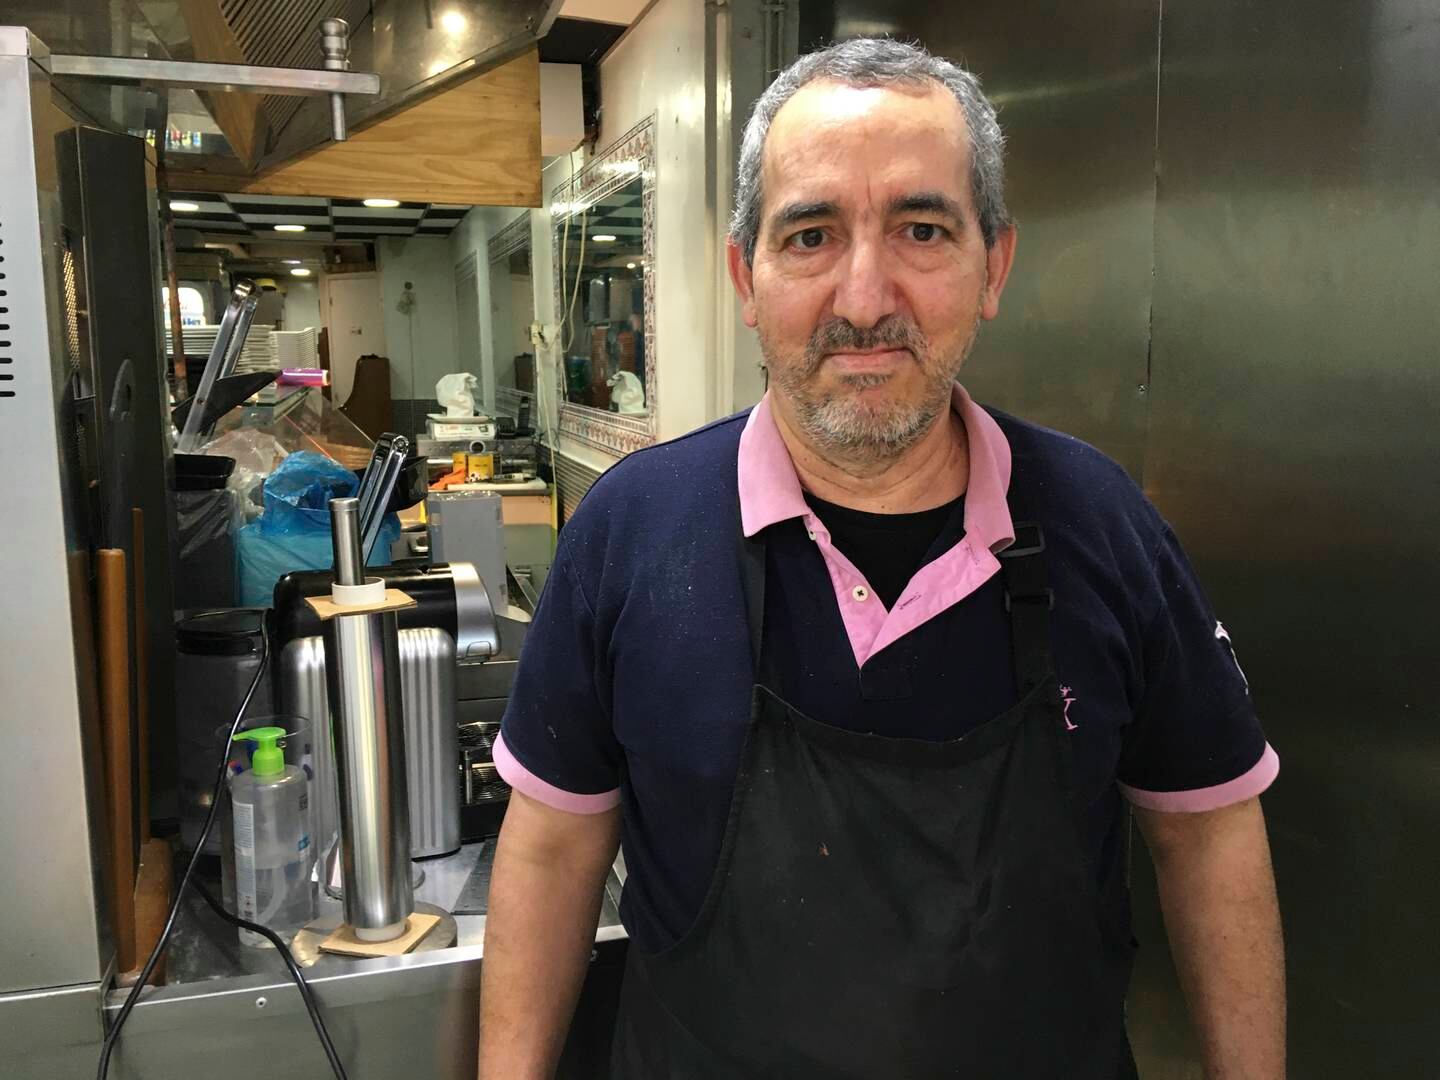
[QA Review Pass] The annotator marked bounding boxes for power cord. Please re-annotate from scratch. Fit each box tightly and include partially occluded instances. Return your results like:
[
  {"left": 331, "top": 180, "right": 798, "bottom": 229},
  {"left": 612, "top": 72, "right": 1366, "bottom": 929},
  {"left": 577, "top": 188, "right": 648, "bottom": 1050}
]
[
  {"left": 191, "top": 880, "right": 347, "bottom": 1078},
  {"left": 96, "top": 623, "right": 349, "bottom": 1080}
]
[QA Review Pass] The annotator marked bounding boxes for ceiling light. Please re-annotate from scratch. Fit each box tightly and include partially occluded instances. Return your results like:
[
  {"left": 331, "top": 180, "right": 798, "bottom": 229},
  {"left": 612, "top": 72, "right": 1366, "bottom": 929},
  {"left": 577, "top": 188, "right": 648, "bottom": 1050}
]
[
  {"left": 275, "top": 224, "right": 306, "bottom": 232},
  {"left": 440, "top": 10, "right": 467, "bottom": 34},
  {"left": 626, "top": 262, "right": 636, "bottom": 269},
  {"left": 169, "top": 200, "right": 200, "bottom": 212},
  {"left": 591, "top": 234, "right": 617, "bottom": 242},
  {"left": 290, "top": 267, "right": 313, "bottom": 277},
  {"left": 283, "top": 258, "right": 302, "bottom": 265},
  {"left": 363, "top": 198, "right": 401, "bottom": 208}
]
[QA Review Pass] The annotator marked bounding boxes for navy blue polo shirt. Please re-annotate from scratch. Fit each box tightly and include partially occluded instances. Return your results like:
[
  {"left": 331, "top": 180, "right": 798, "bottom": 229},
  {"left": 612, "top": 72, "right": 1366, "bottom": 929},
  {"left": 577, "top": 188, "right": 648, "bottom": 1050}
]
[{"left": 496, "top": 385, "right": 1277, "bottom": 953}]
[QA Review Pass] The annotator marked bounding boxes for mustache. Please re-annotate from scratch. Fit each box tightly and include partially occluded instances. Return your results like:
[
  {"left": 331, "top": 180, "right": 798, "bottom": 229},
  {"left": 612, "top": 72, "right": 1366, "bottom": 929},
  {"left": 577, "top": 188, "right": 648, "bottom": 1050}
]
[{"left": 803, "top": 316, "right": 927, "bottom": 373}]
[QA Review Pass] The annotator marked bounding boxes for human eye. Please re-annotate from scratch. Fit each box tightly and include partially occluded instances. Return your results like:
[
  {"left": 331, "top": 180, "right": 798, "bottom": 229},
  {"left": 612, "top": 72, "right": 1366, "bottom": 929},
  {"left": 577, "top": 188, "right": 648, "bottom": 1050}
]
[
  {"left": 906, "top": 222, "right": 950, "bottom": 243},
  {"left": 786, "top": 227, "right": 827, "bottom": 251}
]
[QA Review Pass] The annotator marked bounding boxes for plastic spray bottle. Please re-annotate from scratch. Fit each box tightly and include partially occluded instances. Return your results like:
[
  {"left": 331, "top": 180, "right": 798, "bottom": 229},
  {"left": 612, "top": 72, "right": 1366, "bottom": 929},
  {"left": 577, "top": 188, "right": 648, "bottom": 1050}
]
[{"left": 228, "top": 726, "right": 315, "bottom": 946}]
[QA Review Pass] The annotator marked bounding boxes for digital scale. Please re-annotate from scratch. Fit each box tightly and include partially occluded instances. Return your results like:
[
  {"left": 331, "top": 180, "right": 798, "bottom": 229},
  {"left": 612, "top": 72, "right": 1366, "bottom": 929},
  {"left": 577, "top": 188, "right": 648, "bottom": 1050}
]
[{"left": 426, "top": 414, "right": 498, "bottom": 441}]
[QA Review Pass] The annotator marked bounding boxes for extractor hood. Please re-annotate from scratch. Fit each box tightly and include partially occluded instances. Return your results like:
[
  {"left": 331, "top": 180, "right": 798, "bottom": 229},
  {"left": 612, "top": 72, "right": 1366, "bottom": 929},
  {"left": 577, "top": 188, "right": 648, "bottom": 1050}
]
[{"left": 9, "top": 0, "right": 562, "bottom": 176}]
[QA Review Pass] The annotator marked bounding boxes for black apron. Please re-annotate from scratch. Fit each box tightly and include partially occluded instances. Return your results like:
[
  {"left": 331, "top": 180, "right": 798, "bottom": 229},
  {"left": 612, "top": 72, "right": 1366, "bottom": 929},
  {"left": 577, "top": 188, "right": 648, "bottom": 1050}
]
[{"left": 610, "top": 520, "right": 1138, "bottom": 1079}]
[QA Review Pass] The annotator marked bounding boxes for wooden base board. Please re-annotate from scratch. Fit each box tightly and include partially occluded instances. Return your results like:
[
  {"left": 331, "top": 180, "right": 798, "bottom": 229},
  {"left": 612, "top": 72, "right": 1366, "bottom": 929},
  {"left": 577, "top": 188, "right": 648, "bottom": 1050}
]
[{"left": 319, "top": 912, "right": 442, "bottom": 958}]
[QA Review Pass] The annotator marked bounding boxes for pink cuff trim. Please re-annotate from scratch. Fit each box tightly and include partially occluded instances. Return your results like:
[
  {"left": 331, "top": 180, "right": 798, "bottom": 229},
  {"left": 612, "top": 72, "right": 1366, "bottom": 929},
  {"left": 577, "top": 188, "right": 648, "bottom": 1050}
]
[
  {"left": 1119, "top": 743, "right": 1279, "bottom": 813},
  {"left": 493, "top": 732, "right": 621, "bottom": 815}
]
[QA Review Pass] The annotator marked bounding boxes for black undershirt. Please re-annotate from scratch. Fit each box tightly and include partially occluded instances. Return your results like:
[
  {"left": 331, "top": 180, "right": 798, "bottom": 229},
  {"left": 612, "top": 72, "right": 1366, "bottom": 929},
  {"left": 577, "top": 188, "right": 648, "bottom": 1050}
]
[{"left": 803, "top": 492, "right": 967, "bottom": 609}]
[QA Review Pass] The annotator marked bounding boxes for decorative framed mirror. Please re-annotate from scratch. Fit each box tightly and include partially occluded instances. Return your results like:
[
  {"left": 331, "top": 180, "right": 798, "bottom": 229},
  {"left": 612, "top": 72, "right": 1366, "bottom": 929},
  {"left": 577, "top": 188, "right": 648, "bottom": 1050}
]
[{"left": 551, "top": 116, "right": 656, "bottom": 455}]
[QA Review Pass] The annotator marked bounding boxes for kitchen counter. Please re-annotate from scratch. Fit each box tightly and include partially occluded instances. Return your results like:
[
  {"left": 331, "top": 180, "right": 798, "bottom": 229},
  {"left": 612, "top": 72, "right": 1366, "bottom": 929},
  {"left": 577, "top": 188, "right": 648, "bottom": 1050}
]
[{"left": 98, "top": 842, "right": 629, "bottom": 1079}]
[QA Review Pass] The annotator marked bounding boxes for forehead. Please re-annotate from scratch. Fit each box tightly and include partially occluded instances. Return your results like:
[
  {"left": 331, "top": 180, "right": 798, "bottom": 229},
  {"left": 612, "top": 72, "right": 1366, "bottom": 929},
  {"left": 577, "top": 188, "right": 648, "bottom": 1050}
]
[{"left": 762, "top": 80, "right": 972, "bottom": 212}]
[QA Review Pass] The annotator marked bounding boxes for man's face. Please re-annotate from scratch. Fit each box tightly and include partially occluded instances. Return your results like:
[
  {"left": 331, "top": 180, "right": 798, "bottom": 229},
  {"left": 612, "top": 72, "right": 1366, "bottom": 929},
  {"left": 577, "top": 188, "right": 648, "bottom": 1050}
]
[{"left": 730, "top": 80, "right": 1016, "bottom": 459}]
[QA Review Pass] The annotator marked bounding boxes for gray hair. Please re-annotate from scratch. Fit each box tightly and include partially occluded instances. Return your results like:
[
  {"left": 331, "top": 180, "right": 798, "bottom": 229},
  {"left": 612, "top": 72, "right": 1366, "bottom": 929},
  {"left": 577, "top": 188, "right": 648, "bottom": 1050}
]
[{"left": 730, "top": 38, "right": 1011, "bottom": 265}]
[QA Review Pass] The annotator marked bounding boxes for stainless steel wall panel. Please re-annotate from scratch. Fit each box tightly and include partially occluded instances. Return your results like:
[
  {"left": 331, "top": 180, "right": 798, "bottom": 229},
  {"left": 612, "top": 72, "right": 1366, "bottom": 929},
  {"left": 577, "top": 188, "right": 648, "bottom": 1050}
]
[
  {"left": 0, "top": 982, "right": 107, "bottom": 1079},
  {"left": 0, "top": 30, "right": 110, "bottom": 995},
  {"left": 1144, "top": 1, "right": 1440, "bottom": 1073},
  {"left": 801, "top": 2, "right": 1440, "bottom": 1072},
  {"left": 800, "top": 0, "right": 1162, "bottom": 479}
]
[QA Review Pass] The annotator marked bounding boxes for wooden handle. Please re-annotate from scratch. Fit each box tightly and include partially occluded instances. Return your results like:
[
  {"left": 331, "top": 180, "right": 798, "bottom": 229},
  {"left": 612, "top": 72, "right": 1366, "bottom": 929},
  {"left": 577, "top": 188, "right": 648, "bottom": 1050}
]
[
  {"left": 131, "top": 508, "right": 150, "bottom": 843},
  {"left": 98, "top": 548, "right": 136, "bottom": 974}
]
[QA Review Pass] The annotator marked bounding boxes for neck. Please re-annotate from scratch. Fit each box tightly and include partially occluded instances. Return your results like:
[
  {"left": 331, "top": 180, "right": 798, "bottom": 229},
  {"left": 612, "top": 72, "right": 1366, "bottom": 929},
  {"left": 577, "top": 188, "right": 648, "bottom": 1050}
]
[{"left": 770, "top": 393, "right": 970, "bottom": 514}]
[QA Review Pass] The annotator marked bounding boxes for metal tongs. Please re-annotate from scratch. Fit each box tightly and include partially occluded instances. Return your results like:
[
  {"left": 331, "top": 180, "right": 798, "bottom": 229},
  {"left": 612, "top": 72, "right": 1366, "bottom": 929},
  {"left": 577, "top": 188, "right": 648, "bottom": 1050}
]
[
  {"left": 176, "top": 279, "right": 262, "bottom": 451},
  {"left": 353, "top": 433, "right": 410, "bottom": 565}
]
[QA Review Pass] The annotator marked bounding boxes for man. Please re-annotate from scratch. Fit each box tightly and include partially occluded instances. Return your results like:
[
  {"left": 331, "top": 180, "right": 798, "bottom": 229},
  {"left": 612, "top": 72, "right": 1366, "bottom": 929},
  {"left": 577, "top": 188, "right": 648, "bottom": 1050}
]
[{"left": 480, "top": 38, "right": 1284, "bottom": 1079}]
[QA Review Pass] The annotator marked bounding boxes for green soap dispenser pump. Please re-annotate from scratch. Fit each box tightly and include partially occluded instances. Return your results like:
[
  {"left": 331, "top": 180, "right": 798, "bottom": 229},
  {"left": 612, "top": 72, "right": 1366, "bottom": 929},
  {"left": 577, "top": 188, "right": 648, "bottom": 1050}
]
[{"left": 234, "top": 726, "right": 287, "bottom": 777}]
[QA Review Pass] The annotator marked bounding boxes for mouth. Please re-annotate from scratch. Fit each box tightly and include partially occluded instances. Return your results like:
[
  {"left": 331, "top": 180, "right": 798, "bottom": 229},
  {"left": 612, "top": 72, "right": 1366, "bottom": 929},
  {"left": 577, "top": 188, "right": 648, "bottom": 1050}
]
[{"left": 824, "top": 347, "right": 912, "bottom": 374}]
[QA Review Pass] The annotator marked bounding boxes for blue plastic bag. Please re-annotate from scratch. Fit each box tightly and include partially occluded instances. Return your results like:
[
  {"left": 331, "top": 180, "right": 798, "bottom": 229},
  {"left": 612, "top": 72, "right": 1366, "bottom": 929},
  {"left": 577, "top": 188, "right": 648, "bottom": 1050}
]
[{"left": 236, "top": 451, "right": 401, "bottom": 607}]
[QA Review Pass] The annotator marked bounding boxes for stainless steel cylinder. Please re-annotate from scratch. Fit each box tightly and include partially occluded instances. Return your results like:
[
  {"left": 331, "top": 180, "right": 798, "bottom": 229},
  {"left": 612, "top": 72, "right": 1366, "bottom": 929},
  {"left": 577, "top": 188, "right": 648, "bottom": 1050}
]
[
  {"left": 322, "top": 608, "right": 414, "bottom": 940},
  {"left": 398, "top": 627, "right": 461, "bottom": 858},
  {"left": 329, "top": 496, "right": 363, "bottom": 586}
]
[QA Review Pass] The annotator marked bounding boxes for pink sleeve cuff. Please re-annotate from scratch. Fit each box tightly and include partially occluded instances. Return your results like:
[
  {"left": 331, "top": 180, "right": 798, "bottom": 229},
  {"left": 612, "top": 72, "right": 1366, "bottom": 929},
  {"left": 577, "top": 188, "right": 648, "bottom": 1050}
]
[
  {"left": 1119, "top": 742, "right": 1279, "bottom": 813},
  {"left": 493, "top": 732, "right": 622, "bottom": 815}
]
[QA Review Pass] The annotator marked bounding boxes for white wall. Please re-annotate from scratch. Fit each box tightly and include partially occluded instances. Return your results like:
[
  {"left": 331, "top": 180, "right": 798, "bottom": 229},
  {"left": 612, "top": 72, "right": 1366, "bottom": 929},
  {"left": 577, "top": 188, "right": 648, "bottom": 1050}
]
[
  {"left": 377, "top": 236, "right": 460, "bottom": 401},
  {"left": 540, "top": 63, "right": 585, "bottom": 156},
  {"left": 451, "top": 205, "right": 529, "bottom": 410},
  {"left": 283, "top": 281, "right": 321, "bottom": 330},
  {"left": 598, "top": 0, "right": 712, "bottom": 445}
]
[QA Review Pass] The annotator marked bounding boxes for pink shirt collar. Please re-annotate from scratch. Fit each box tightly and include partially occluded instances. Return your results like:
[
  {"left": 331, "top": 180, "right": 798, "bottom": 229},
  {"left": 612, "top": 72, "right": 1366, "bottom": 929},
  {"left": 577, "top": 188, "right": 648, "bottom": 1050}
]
[{"left": 738, "top": 382, "right": 1015, "bottom": 555}]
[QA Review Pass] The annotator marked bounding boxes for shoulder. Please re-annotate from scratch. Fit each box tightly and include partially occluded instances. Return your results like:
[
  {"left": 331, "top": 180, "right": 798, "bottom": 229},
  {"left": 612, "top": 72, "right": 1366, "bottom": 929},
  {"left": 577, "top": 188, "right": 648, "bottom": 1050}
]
[
  {"left": 987, "top": 407, "right": 1169, "bottom": 576},
  {"left": 557, "top": 410, "right": 748, "bottom": 568},
  {"left": 989, "top": 408, "right": 1146, "bottom": 509},
  {"left": 589, "top": 410, "right": 747, "bottom": 495}
]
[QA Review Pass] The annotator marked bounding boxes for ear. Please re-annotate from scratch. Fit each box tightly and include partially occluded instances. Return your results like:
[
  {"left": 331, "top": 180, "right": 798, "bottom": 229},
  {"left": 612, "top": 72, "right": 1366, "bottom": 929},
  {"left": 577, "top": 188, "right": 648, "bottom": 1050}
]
[
  {"left": 727, "top": 238, "right": 759, "bottom": 328},
  {"left": 979, "top": 225, "right": 1018, "bottom": 321}
]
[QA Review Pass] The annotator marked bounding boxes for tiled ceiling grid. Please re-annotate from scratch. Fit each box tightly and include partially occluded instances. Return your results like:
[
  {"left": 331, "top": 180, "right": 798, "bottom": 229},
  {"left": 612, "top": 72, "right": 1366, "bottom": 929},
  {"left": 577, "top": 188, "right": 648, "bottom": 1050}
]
[
  {"left": 584, "top": 191, "right": 643, "bottom": 238},
  {"left": 169, "top": 192, "right": 470, "bottom": 242},
  {"left": 567, "top": 189, "right": 644, "bottom": 267}
]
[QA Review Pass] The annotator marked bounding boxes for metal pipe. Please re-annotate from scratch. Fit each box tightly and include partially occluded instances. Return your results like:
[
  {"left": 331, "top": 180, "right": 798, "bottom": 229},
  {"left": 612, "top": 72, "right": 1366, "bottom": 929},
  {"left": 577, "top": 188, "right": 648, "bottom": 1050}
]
[
  {"left": 323, "top": 609, "right": 413, "bottom": 940},
  {"left": 323, "top": 492, "right": 412, "bottom": 939},
  {"left": 329, "top": 497, "right": 364, "bottom": 587},
  {"left": 319, "top": 18, "right": 351, "bottom": 142},
  {"left": 158, "top": 172, "right": 189, "bottom": 393},
  {"left": 45, "top": 53, "right": 379, "bottom": 97}
]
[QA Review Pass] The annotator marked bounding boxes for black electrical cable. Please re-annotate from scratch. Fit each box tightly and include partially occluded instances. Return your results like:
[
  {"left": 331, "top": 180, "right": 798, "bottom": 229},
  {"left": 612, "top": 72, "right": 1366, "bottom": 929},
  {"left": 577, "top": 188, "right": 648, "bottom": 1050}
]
[
  {"left": 95, "top": 623, "right": 348, "bottom": 1080},
  {"left": 191, "top": 880, "right": 348, "bottom": 1079}
]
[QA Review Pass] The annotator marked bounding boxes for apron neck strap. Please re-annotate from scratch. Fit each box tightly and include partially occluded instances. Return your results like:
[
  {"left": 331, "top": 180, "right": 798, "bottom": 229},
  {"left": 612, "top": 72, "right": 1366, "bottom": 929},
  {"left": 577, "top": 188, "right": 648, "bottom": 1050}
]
[
  {"left": 740, "top": 533, "right": 767, "bottom": 674},
  {"left": 999, "top": 522, "right": 1055, "bottom": 695}
]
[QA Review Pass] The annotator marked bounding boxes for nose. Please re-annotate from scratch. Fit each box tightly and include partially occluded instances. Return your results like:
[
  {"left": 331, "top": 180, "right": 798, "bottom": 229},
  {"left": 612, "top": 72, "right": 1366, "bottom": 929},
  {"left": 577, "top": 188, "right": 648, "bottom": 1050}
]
[{"left": 830, "top": 232, "right": 899, "bottom": 329}]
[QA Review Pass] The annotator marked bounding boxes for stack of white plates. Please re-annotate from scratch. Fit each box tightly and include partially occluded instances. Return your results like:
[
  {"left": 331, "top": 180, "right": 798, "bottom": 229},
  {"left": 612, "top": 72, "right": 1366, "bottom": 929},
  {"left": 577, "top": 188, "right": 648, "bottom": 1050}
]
[
  {"left": 273, "top": 327, "right": 319, "bottom": 368},
  {"left": 164, "top": 323, "right": 278, "bottom": 374}
]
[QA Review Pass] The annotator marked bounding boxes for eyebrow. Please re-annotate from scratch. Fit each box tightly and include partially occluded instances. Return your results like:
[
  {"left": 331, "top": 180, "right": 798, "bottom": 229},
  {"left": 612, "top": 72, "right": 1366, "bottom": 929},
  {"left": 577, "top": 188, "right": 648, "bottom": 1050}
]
[
  {"left": 769, "top": 200, "right": 838, "bottom": 233},
  {"left": 888, "top": 191, "right": 965, "bottom": 222}
]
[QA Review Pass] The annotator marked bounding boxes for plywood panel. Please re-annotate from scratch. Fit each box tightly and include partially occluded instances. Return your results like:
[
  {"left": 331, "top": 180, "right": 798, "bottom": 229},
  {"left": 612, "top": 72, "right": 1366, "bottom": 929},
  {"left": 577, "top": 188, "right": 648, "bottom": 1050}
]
[
  {"left": 171, "top": 50, "right": 541, "bottom": 206},
  {"left": 178, "top": 0, "right": 268, "bottom": 166}
]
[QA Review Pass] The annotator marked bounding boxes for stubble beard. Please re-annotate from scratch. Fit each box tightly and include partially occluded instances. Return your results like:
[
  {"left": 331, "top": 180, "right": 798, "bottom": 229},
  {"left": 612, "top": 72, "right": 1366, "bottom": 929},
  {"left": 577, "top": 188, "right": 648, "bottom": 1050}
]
[{"left": 762, "top": 310, "right": 982, "bottom": 468}]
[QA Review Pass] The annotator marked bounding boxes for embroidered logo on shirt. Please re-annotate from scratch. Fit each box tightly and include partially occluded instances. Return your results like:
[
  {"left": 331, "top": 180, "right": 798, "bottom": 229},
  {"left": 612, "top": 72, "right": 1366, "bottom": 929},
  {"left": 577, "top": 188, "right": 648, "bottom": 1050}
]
[
  {"left": 1059, "top": 685, "right": 1078, "bottom": 731},
  {"left": 1214, "top": 621, "right": 1251, "bottom": 695}
]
